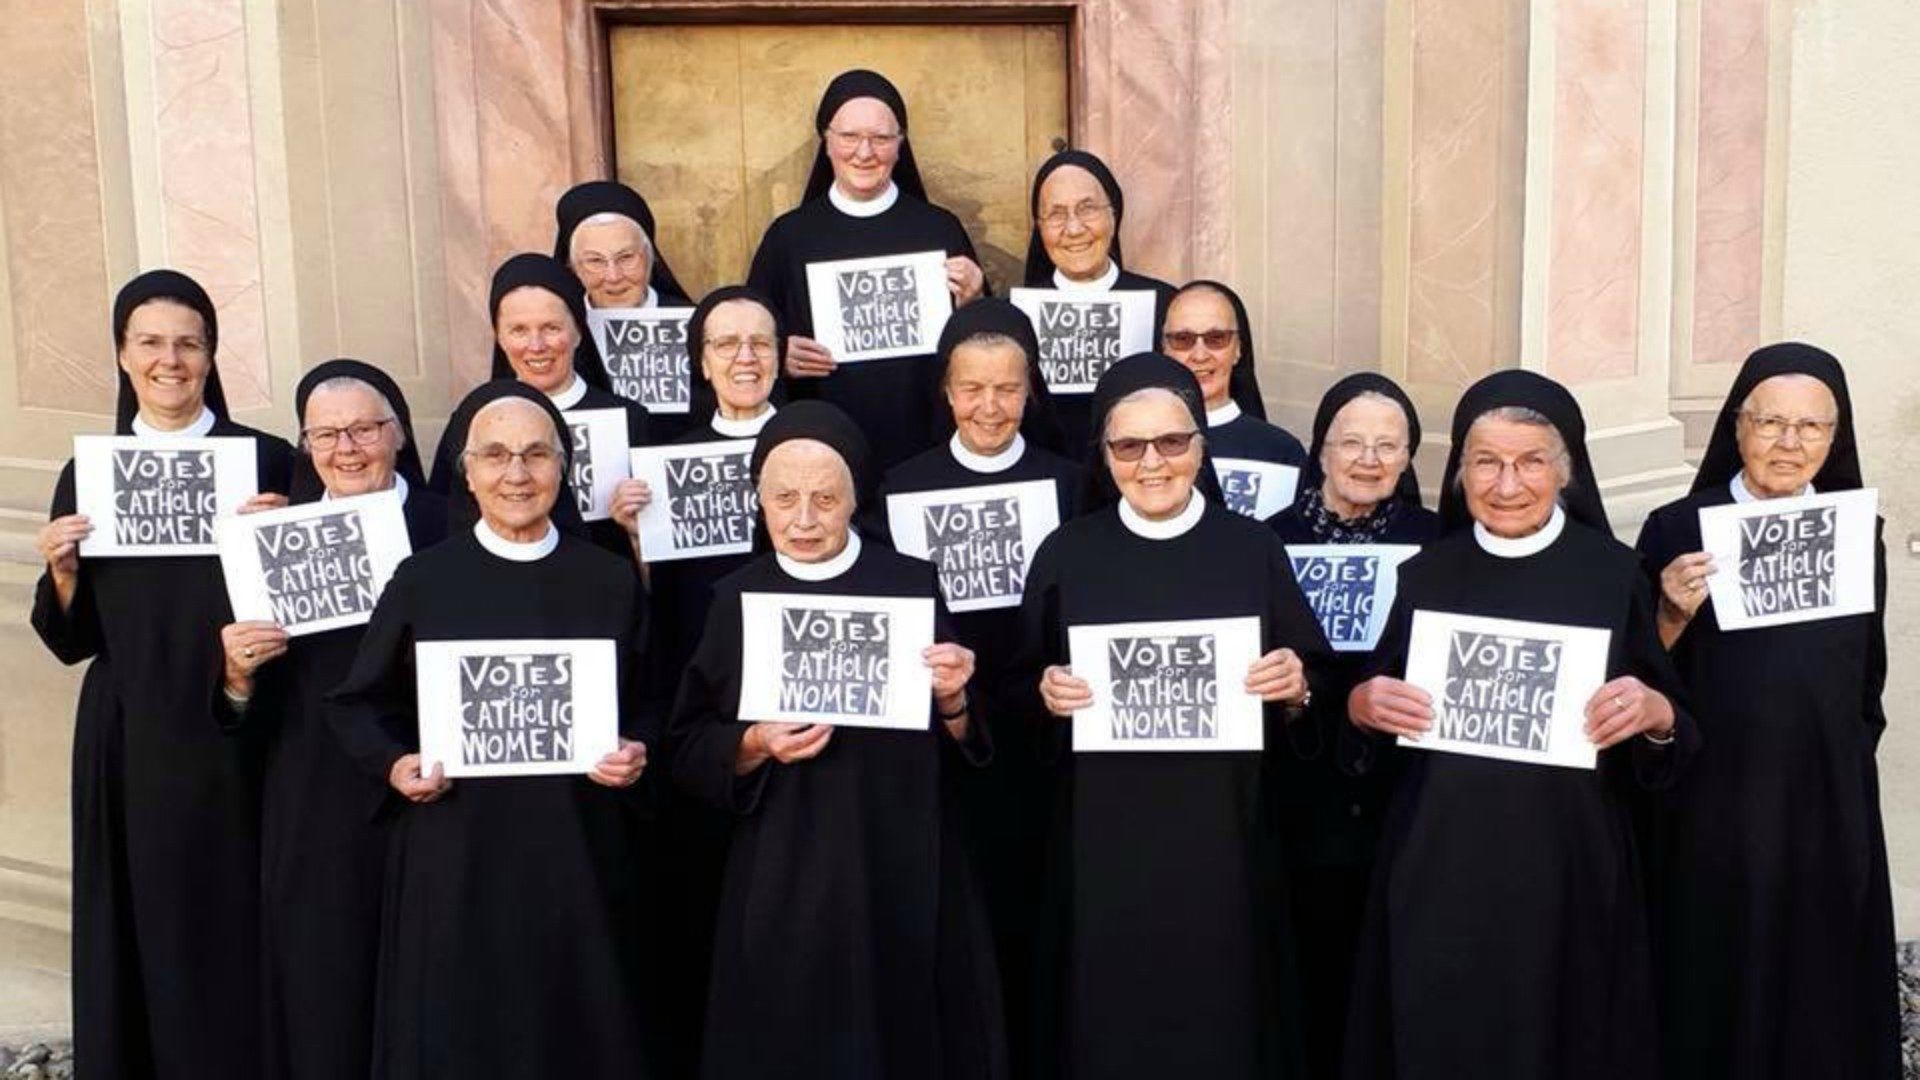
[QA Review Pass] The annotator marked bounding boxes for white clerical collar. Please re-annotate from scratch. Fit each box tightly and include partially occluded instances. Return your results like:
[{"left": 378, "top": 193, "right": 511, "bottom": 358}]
[
  {"left": 1731, "top": 473, "right": 1815, "bottom": 504},
  {"left": 1118, "top": 491, "right": 1205, "bottom": 540},
  {"left": 711, "top": 404, "right": 775, "bottom": 439},
  {"left": 829, "top": 181, "right": 899, "bottom": 218},
  {"left": 1474, "top": 504, "right": 1567, "bottom": 559},
  {"left": 1053, "top": 260, "right": 1120, "bottom": 292},
  {"left": 776, "top": 530, "right": 863, "bottom": 581},
  {"left": 132, "top": 405, "right": 217, "bottom": 438},
  {"left": 548, "top": 376, "right": 588, "bottom": 411},
  {"left": 473, "top": 518, "right": 559, "bottom": 562},
  {"left": 322, "top": 473, "right": 408, "bottom": 504},
  {"left": 1206, "top": 401, "right": 1242, "bottom": 427},
  {"left": 949, "top": 431, "right": 1026, "bottom": 474}
]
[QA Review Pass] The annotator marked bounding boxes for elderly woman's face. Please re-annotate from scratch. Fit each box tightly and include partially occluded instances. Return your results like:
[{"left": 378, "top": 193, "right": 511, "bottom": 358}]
[
  {"left": 946, "top": 339, "right": 1029, "bottom": 456},
  {"left": 118, "top": 300, "right": 211, "bottom": 421},
  {"left": 1036, "top": 165, "right": 1115, "bottom": 282},
  {"left": 1105, "top": 391, "right": 1203, "bottom": 521},
  {"left": 825, "top": 97, "right": 902, "bottom": 200},
  {"left": 1461, "top": 417, "right": 1566, "bottom": 539},
  {"left": 1321, "top": 395, "right": 1413, "bottom": 515},
  {"left": 463, "top": 399, "right": 563, "bottom": 541},
  {"left": 1162, "top": 289, "right": 1241, "bottom": 410},
  {"left": 699, "top": 299, "right": 778, "bottom": 418},
  {"left": 304, "top": 382, "right": 400, "bottom": 499},
  {"left": 570, "top": 217, "right": 651, "bottom": 309},
  {"left": 1736, "top": 374, "right": 1837, "bottom": 498},
  {"left": 495, "top": 286, "right": 579, "bottom": 395},
  {"left": 758, "top": 439, "right": 855, "bottom": 563}
]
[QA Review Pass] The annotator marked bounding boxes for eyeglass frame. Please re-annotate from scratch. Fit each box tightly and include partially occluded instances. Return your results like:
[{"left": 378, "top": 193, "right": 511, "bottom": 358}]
[
  {"left": 462, "top": 441, "right": 564, "bottom": 473},
  {"left": 1038, "top": 200, "right": 1114, "bottom": 231},
  {"left": 1737, "top": 409, "right": 1838, "bottom": 446},
  {"left": 1104, "top": 430, "right": 1202, "bottom": 463},
  {"left": 301, "top": 418, "right": 395, "bottom": 452}
]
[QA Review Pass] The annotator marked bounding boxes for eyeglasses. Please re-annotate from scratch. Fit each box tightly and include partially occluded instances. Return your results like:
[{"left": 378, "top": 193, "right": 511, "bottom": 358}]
[
  {"left": 1163, "top": 328, "right": 1238, "bottom": 352},
  {"left": 575, "top": 250, "right": 645, "bottom": 277},
  {"left": 464, "top": 443, "right": 562, "bottom": 472},
  {"left": 1465, "top": 454, "right": 1560, "bottom": 484},
  {"left": 705, "top": 334, "right": 778, "bottom": 360},
  {"left": 303, "top": 419, "right": 394, "bottom": 452},
  {"left": 1105, "top": 431, "right": 1200, "bottom": 462},
  {"left": 1739, "top": 411, "right": 1837, "bottom": 445},
  {"left": 826, "top": 129, "right": 902, "bottom": 154},
  {"left": 1039, "top": 200, "right": 1113, "bottom": 231},
  {"left": 1331, "top": 438, "right": 1408, "bottom": 463}
]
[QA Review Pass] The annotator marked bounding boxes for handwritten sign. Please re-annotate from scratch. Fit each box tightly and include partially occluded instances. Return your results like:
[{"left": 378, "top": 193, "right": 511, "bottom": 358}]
[
  {"left": 1285, "top": 544, "right": 1420, "bottom": 652},
  {"left": 885, "top": 479, "right": 1062, "bottom": 612},
  {"left": 74, "top": 435, "right": 257, "bottom": 557},
  {"left": 415, "top": 638, "right": 619, "bottom": 778},
  {"left": 1212, "top": 457, "right": 1300, "bottom": 521},
  {"left": 737, "top": 593, "right": 936, "bottom": 729},
  {"left": 805, "top": 250, "right": 953, "bottom": 363},
  {"left": 1400, "top": 611, "right": 1610, "bottom": 770},
  {"left": 587, "top": 306, "right": 695, "bottom": 413},
  {"left": 216, "top": 489, "right": 412, "bottom": 637},
  {"left": 1699, "top": 487, "right": 1877, "bottom": 631},
  {"left": 1068, "top": 616, "right": 1264, "bottom": 752},
  {"left": 1008, "top": 288, "right": 1157, "bottom": 393},
  {"left": 629, "top": 439, "right": 758, "bottom": 561},
  {"left": 560, "top": 408, "right": 631, "bottom": 522}
]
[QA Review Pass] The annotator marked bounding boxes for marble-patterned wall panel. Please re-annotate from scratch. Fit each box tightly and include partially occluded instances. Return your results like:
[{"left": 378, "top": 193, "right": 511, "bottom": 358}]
[{"left": 1690, "top": 0, "right": 1768, "bottom": 369}]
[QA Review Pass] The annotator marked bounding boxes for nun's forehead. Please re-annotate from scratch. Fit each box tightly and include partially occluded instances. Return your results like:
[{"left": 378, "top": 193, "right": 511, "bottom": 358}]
[
  {"left": 705, "top": 297, "right": 776, "bottom": 335},
  {"left": 829, "top": 96, "right": 900, "bottom": 130},
  {"left": 760, "top": 438, "right": 852, "bottom": 487},
  {"left": 1742, "top": 373, "right": 1837, "bottom": 416},
  {"left": 466, "top": 396, "right": 557, "bottom": 447}
]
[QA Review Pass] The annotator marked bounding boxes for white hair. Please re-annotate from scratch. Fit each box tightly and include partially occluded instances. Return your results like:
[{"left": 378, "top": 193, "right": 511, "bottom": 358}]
[
  {"left": 1102, "top": 386, "right": 1204, "bottom": 442},
  {"left": 308, "top": 375, "right": 404, "bottom": 450},
  {"left": 568, "top": 212, "right": 653, "bottom": 262},
  {"left": 1454, "top": 406, "right": 1572, "bottom": 491}
]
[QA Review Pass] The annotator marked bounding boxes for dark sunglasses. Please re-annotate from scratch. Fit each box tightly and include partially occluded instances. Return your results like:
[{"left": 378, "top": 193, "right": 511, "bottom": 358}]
[
  {"left": 1162, "top": 328, "right": 1237, "bottom": 351},
  {"left": 1105, "top": 431, "right": 1200, "bottom": 462}
]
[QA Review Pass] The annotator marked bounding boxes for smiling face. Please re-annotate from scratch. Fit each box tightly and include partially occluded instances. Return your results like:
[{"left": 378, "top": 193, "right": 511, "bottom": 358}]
[
  {"left": 1735, "top": 374, "right": 1838, "bottom": 498},
  {"left": 824, "top": 97, "right": 902, "bottom": 201},
  {"left": 1036, "top": 164, "right": 1116, "bottom": 282},
  {"left": 945, "top": 337, "right": 1030, "bottom": 457},
  {"left": 1162, "top": 288, "right": 1240, "bottom": 410},
  {"left": 758, "top": 439, "right": 855, "bottom": 563},
  {"left": 699, "top": 299, "right": 778, "bottom": 419},
  {"left": 569, "top": 216, "right": 652, "bottom": 309},
  {"left": 118, "top": 299, "right": 211, "bottom": 426},
  {"left": 494, "top": 286, "right": 579, "bottom": 395},
  {"left": 304, "top": 381, "right": 401, "bottom": 498},
  {"left": 1319, "top": 393, "right": 1414, "bottom": 518},
  {"left": 1460, "top": 415, "right": 1569, "bottom": 539},
  {"left": 1104, "top": 390, "right": 1203, "bottom": 521},
  {"left": 463, "top": 398, "right": 562, "bottom": 541}
]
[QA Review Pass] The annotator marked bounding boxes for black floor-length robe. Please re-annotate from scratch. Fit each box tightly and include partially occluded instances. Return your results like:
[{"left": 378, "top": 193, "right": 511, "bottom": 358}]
[
  {"left": 31, "top": 421, "right": 292, "bottom": 1079},
  {"left": 1208, "top": 409, "right": 1308, "bottom": 467}
]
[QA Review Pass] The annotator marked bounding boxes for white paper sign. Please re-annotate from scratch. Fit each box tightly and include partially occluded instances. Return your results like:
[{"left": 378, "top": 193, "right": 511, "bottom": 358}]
[
  {"left": 805, "top": 250, "right": 953, "bottom": 363},
  {"left": 415, "top": 638, "right": 620, "bottom": 778},
  {"left": 1008, "top": 287, "right": 1158, "bottom": 393},
  {"left": 1213, "top": 457, "right": 1300, "bottom": 521},
  {"left": 1068, "top": 616, "right": 1265, "bottom": 753},
  {"left": 1698, "top": 487, "right": 1878, "bottom": 631},
  {"left": 1285, "top": 544, "right": 1421, "bottom": 652},
  {"left": 1400, "top": 610, "right": 1610, "bottom": 771},
  {"left": 885, "top": 479, "right": 1062, "bottom": 612},
  {"left": 737, "top": 593, "right": 937, "bottom": 729},
  {"left": 74, "top": 435, "right": 258, "bottom": 557},
  {"left": 561, "top": 408, "right": 631, "bottom": 522},
  {"left": 216, "top": 489, "right": 412, "bottom": 637},
  {"left": 587, "top": 306, "right": 695, "bottom": 413},
  {"left": 629, "top": 440, "right": 758, "bottom": 562}
]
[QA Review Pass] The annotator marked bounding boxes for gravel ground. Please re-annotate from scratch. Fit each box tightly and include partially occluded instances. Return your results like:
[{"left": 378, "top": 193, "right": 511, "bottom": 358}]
[{"left": 0, "top": 1041, "right": 72, "bottom": 1079}]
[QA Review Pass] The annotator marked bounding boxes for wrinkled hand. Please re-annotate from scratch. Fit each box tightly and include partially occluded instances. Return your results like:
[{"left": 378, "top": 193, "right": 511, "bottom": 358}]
[
  {"left": 1039, "top": 664, "right": 1093, "bottom": 718},
  {"left": 221, "top": 621, "right": 289, "bottom": 695},
  {"left": 1658, "top": 552, "right": 1716, "bottom": 623},
  {"left": 1348, "top": 676, "right": 1433, "bottom": 739},
  {"left": 237, "top": 492, "right": 289, "bottom": 515},
  {"left": 1245, "top": 648, "right": 1307, "bottom": 705},
  {"left": 390, "top": 754, "right": 450, "bottom": 803},
  {"left": 588, "top": 738, "right": 647, "bottom": 788},
  {"left": 609, "top": 479, "right": 654, "bottom": 534},
  {"left": 945, "top": 256, "right": 986, "bottom": 304},
  {"left": 37, "top": 514, "right": 92, "bottom": 583},
  {"left": 924, "top": 642, "right": 975, "bottom": 703},
  {"left": 737, "top": 722, "right": 834, "bottom": 773},
  {"left": 1583, "top": 676, "right": 1675, "bottom": 748},
  {"left": 784, "top": 335, "right": 837, "bottom": 379}
]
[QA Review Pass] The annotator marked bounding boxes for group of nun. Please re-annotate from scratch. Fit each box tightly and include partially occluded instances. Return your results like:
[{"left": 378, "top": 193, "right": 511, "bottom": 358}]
[{"left": 32, "top": 67, "right": 1895, "bottom": 1080}]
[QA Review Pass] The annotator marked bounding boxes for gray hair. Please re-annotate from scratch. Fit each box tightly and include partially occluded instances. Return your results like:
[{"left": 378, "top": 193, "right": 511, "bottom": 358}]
[
  {"left": 568, "top": 212, "right": 653, "bottom": 262},
  {"left": 1453, "top": 406, "right": 1571, "bottom": 491},
  {"left": 1102, "top": 386, "right": 1204, "bottom": 442},
  {"left": 943, "top": 331, "right": 1030, "bottom": 387},
  {"left": 308, "top": 375, "right": 404, "bottom": 450}
]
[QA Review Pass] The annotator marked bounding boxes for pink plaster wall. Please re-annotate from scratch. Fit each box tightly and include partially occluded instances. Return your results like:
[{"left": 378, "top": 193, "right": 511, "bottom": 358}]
[{"left": 1691, "top": 0, "right": 1769, "bottom": 367}]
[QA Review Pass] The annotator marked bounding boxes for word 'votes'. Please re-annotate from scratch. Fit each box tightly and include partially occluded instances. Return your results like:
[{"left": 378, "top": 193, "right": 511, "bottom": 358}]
[
  {"left": 602, "top": 317, "right": 688, "bottom": 406},
  {"left": 924, "top": 497, "right": 1025, "bottom": 603},
  {"left": 665, "top": 452, "right": 755, "bottom": 548},
  {"left": 780, "top": 608, "right": 891, "bottom": 716},
  {"left": 113, "top": 448, "right": 218, "bottom": 545},
  {"left": 458, "top": 653, "right": 575, "bottom": 766},
  {"left": 254, "top": 511, "right": 375, "bottom": 625},
  {"left": 1220, "top": 469, "right": 1264, "bottom": 519},
  {"left": 1292, "top": 554, "right": 1381, "bottom": 645},
  {"left": 1737, "top": 505, "right": 1837, "bottom": 616},
  {"left": 1439, "top": 632, "right": 1561, "bottom": 753},
  {"left": 838, "top": 267, "right": 922, "bottom": 352},
  {"left": 1036, "top": 300, "right": 1123, "bottom": 385},
  {"left": 1107, "top": 634, "right": 1218, "bottom": 740}
]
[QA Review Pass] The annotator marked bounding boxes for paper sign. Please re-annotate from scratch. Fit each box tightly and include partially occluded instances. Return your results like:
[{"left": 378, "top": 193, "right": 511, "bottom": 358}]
[
  {"left": 1698, "top": 487, "right": 1878, "bottom": 630},
  {"left": 1285, "top": 544, "right": 1421, "bottom": 652},
  {"left": 1400, "top": 610, "right": 1610, "bottom": 770},
  {"left": 1068, "top": 616, "right": 1265, "bottom": 753},
  {"left": 737, "top": 593, "right": 937, "bottom": 729},
  {"left": 1008, "top": 288, "right": 1158, "bottom": 393},
  {"left": 805, "top": 250, "right": 953, "bottom": 363},
  {"left": 216, "top": 489, "right": 412, "bottom": 637},
  {"left": 74, "top": 435, "right": 258, "bottom": 557},
  {"left": 561, "top": 408, "right": 631, "bottom": 522},
  {"left": 629, "top": 440, "right": 758, "bottom": 561},
  {"left": 1213, "top": 457, "right": 1300, "bottom": 520},
  {"left": 587, "top": 306, "right": 695, "bottom": 413},
  {"left": 415, "top": 638, "right": 620, "bottom": 778},
  {"left": 885, "top": 479, "right": 1062, "bottom": 612}
]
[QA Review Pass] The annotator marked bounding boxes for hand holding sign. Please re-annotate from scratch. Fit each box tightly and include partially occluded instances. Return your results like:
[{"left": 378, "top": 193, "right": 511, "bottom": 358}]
[
  {"left": 608, "top": 478, "right": 653, "bottom": 535},
  {"left": 1347, "top": 676, "right": 1434, "bottom": 739},
  {"left": 1039, "top": 665, "right": 1094, "bottom": 718},
  {"left": 1244, "top": 648, "right": 1307, "bottom": 705},
  {"left": 1656, "top": 552, "right": 1717, "bottom": 622},
  {"left": 737, "top": 723, "right": 834, "bottom": 774},
  {"left": 587, "top": 738, "right": 648, "bottom": 788},
  {"left": 784, "top": 335, "right": 837, "bottom": 379},
  {"left": 221, "top": 620, "right": 290, "bottom": 696},
  {"left": 389, "top": 753, "right": 449, "bottom": 803},
  {"left": 36, "top": 514, "right": 93, "bottom": 605},
  {"left": 945, "top": 255, "right": 986, "bottom": 304},
  {"left": 1581, "top": 675, "right": 1675, "bottom": 748},
  {"left": 237, "top": 492, "right": 290, "bottom": 515}
]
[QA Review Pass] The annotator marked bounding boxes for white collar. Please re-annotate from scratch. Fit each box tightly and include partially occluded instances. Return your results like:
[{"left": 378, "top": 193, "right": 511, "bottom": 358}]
[
  {"left": 949, "top": 431, "right": 1026, "bottom": 474},
  {"left": 548, "top": 376, "right": 589, "bottom": 411},
  {"left": 776, "top": 530, "right": 863, "bottom": 581},
  {"left": 711, "top": 404, "right": 775, "bottom": 438},
  {"left": 829, "top": 181, "right": 899, "bottom": 218},
  {"left": 585, "top": 285, "right": 657, "bottom": 311},
  {"left": 1731, "top": 473, "right": 1815, "bottom": 503},
  {"left": 1118, "top": 491, "right": 1205, "bottom": 540},
  {"left": 1206, "top": 401, "right": 1242, "bottom": 427},
  {"left": 1053, "top": 260, "right": 1120, "bottom": 292},
  {"left": 132, "top": 405, "right": 217, "bottom": 438},
  {"left": 1474, "top": 504, "right": 1566, "bottom": 558},
  {"left": 473, "top": 518, "right": 559, "bottom": 562},
  {"left": 322, "top": 473, "right": 408, "bottom": 504}
]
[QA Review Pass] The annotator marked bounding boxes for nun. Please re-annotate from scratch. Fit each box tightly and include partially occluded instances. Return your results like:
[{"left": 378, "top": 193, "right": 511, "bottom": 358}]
[
  {"left": 31, "top": 269, "right": 294, "bottom": 1077},
  {"left": 1635, "top": 343, "right": 1897, "bottom": 1079},
  {"left": 214, "top": 360, "right": 446, "bottom": 1080},
  {"left": 668, "top": 401, "right": 1006, "bottom": 1079},
  {"left": 1018, "top": 353, "right": 1329, "bottom": 1080},
  {"left": 747, "top": 69, "right": 988, "bottom": 473},
  {"left": 1021, "top": 149, "right": 1177, "bottom": 449},
  {"left": 1342, "top": 370, "right": 1697, "bottom": 1080},
  {"left": 326, "top": 381, "right": 658, "bottom": 1079},
  {"left": 426, "top": 252, "right": 653, "bottom": 565}
]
